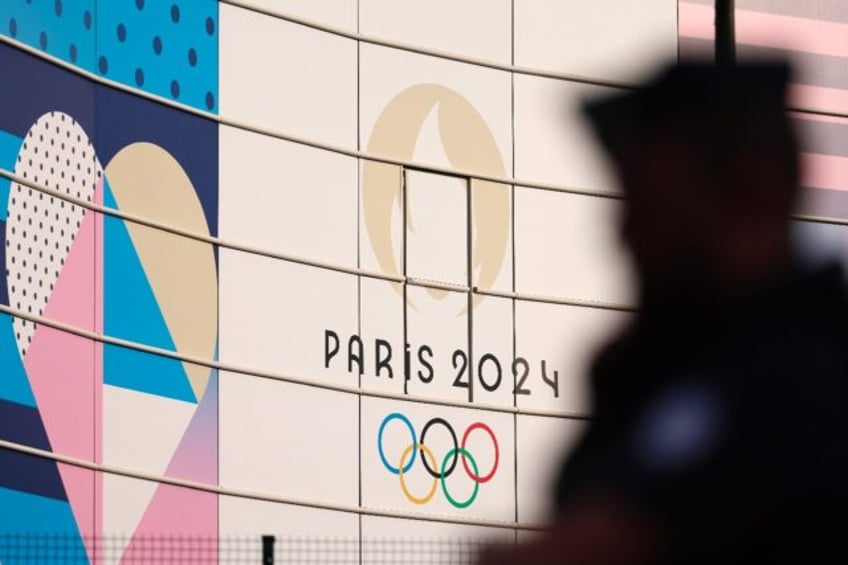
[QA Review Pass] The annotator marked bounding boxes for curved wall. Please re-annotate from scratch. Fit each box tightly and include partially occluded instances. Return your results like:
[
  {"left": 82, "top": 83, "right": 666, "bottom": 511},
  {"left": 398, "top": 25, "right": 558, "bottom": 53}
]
[{"left": 0, "top": 0, "right": 845, "bottom": 563}]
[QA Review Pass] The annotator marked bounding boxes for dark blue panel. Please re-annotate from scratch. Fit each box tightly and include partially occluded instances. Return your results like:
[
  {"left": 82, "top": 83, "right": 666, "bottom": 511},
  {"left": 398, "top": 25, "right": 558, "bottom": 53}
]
[
  {"left": 0, "top": 448, "right": 66, "bottom": 502},
  {"left": 0, "top": 396, "right": 66, "bottom": 502},
  {"left": 0, "top": 43, "right": 95, "bottom": 138},
  {"left": 95, "top": 84, "right": 218, "bottom": 237},
  {"left": 0, "top": 399, "right": 52, "bottom": 450}
]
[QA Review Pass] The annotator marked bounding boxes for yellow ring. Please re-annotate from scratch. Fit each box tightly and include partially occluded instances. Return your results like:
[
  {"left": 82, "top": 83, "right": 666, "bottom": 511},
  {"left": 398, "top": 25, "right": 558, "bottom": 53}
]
[{"left": 398, "top": 443, "right": 438, "bottom": 505}]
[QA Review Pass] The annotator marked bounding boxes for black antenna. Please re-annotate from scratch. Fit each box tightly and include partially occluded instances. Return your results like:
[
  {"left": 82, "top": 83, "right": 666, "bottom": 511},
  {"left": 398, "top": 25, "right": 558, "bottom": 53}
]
[{"left": 715, "top": 0, "right": 736, "bottom": 66}]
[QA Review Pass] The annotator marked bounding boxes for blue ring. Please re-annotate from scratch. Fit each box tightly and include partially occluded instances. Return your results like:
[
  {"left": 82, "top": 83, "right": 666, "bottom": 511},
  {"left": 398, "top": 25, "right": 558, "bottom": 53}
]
[{"left": 378, "top": 412, "right": 416, "bottom": 475}]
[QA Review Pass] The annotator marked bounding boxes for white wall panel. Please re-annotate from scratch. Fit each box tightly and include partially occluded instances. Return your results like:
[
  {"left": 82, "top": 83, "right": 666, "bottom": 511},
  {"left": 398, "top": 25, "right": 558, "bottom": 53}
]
[
  {"left": 238, "top": 0, "right": 357, "bottom": 32},
  {"left": 219, "top": 371, "right": 359, "bottom": 505},
  {"left": 219, "top": 495, "right": 358, "bottom": 545},
  {"left": 102, "top": 474, "right": 160, "bottom": 558},
  {"left": 218, "top": 249, "right": 358, "bottom": 387},
  {"left": 472, "top": 295, "right": 515, "bottom": 407},
  {"left": 515, "top": 300, "right": 631, "bottom": 415},
  {"left": 514, "top": 74, "right": 619, "bottom": 191},
  {"left": 360, "top": 0, "right": 512, "bottom": 64},
  {"left": 359, "top": 161, "right": 403, "bottom": 275},
  {"left": 219, "top": 4, "right": 357, "bottom": 148},
  {"left": 405, "top": 287, "right": 469, "bottom": 403},
  {"left": 406, "top": 170, "right": 467, "bottom": 287},
  {"left": 102, "top": 383, "right": 195, "bottom": 473},
  {"left": 516, "top": 415, "right": 586, "bottom": 523},
  {"left": 219, "top": 125, "right": 358, "bottom": 268},
  {"left": 514, "top": 0, "right": 677, "bottom": 83},
  {"left": 359, "top": 43, "right": 512, "bottom": 177},
  {"left": 359, "top": 277, "right": 406, "bottom": 395},
  {"left": 471, "top": 179, "right": 513, "bottom": 294},
  {"left": 514, "top": 187, "right": 634, "bottom": 305}
]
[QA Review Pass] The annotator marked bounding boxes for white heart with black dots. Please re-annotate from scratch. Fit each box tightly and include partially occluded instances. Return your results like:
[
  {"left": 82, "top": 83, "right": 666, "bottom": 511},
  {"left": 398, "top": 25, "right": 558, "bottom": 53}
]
[{"left": 5, "top": 111, "right": 101, "bottom": 358}]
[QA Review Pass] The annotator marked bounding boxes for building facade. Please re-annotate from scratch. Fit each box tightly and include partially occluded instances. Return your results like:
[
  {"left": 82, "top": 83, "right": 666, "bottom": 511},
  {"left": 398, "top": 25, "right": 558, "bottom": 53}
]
[{"left": 0, "top": 0, "right": 845, "bottom": 562}]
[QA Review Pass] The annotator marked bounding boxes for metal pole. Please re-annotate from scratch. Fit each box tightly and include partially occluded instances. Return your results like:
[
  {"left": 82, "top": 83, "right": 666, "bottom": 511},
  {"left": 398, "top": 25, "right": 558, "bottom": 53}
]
[
  {"left": 715, "top": 0, "right": 736, "bottom": 66},
  {"left": 262, "top": 535, "right": 275, "bottom": 565}
]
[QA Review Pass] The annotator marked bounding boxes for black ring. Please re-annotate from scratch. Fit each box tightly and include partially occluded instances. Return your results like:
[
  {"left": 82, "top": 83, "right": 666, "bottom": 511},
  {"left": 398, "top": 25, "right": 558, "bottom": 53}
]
[{"left": 419, "top": 418, "right": 459, "bottom": 479}]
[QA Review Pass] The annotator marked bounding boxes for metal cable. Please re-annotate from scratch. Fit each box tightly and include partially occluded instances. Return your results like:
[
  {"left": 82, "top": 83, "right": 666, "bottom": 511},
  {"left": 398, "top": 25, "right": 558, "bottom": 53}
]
[
  {"left": 0, "top": 303, "right": 593, "bottom": 421},
  {"left": 0, "top": 438, "right": 546, "bottom": 532},
  {"left": 0, "top": 166, "right": 637, "bottom": 310}
]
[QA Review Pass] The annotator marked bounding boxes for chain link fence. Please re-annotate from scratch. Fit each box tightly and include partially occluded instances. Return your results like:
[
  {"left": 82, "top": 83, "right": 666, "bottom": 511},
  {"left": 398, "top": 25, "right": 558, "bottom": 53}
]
[{"left": 0, "top": 534, "right": 515, "bottom": 564}]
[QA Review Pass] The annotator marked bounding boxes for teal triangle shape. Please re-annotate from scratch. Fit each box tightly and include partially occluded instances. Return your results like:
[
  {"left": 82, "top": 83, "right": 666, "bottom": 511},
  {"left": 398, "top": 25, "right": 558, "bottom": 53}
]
[
  {"left": 0, "top": 130, "right": 23, "bottom": 221},
  {"left": 103, "top": 183, "right": 196, "bottom": 403},
  {"left": 0, "top": 313, "right": 36, "bottom": 407}
]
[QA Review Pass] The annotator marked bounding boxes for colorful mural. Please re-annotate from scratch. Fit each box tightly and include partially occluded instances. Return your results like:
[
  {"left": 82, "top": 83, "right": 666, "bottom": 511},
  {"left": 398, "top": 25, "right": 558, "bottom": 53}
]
[
  {"left": 1, "top": 0, "right": 845, "bottom": 563},
  {"left": 0, "top": 8, "right": 218, "bottom": 558}
]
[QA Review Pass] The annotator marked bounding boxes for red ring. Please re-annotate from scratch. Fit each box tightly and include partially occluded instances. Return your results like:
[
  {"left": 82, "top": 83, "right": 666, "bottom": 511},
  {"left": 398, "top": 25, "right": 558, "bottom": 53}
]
[{"left": 460, "top": 422, "right": 499, "bottom": 483}]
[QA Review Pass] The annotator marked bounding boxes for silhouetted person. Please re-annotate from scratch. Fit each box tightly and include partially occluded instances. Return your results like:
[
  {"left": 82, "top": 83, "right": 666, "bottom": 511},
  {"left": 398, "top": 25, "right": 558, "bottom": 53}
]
[{"left": 482, "top": 61, "right": 848, "bottom": 564}]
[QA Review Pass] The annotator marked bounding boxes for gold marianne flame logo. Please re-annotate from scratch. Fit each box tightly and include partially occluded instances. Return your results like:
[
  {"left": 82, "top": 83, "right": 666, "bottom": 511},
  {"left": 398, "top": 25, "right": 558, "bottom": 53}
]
[{"left": 363, "top": 84, "right": 510, "bottom": 311}]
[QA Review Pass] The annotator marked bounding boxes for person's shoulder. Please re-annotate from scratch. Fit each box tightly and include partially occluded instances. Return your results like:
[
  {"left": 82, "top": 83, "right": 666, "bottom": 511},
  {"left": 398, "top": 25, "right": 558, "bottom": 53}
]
[{"left": 736, "top": 263, "right": 848, "bottom": 369}]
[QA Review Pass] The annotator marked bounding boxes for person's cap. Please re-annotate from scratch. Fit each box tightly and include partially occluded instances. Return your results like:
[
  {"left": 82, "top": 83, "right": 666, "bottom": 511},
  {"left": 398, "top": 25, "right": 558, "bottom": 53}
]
[{"left": 583, "top": 60, "right": 792, "bottom": 157}]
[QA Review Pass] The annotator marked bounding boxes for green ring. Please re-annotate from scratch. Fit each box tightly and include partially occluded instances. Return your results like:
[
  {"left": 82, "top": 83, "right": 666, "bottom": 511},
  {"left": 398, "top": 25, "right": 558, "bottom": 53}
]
[{"left": 440, "top": 447, "right": 480, "bottom": 509}]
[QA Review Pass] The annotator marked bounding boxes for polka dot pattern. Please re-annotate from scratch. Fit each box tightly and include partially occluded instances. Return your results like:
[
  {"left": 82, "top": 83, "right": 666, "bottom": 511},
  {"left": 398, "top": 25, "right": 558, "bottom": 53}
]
[
  {"left": 6, "top": 112, "right": 101, "bottom": 358},
  {"left": 0, "top": 0, "right": 97, "bottom": 71},
  {"left": 96, "top": 0, "right": 218, "bottom": 112},
  {"left": 0, "top": 1, "right": 217, "bottom": 113}
]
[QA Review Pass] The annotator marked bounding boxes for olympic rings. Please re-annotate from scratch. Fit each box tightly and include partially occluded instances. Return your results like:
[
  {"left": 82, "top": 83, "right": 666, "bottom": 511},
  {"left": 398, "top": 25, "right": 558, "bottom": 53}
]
[
  {"left": 399, "top": 443, "right": 439, "bottom": 505},
  {"left": 441, "top": 447, "right": 479, "bottom": 509},
  {"left": 377, "top": 413, "right": 499, "bottom": 508},
  {"left": 378, "top": 413, "right": 417, "bottom": 474},
  {"left": 420, "top": 417, "right": 458, "bottom": 479},
  {"left": 461, "top": 422, "right": 499, "bottom": 484}
]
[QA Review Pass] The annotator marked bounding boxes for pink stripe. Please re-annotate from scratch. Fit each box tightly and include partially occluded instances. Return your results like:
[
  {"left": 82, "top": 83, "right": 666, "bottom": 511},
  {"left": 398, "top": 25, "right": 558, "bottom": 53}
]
[
  {"left": 802, "top": 152, "right": 848, "bottom": 191},
  {"left": 57, "top": 464, "right": 95, "bottom": 564},
  {"left": 789, "top": 84, "right": 848, "bottom": 115},
  {"left": 26, "top": 210, "right": 97, "bottom": 460},
  {"left": 94, "top": 179, "right": 104, "bottom": 542},
  {"left": 679, "top": 2, "right": 714, "bottom": 40},
  {"left": 680, "top": 2, "right": 848, "bottom": 59}
]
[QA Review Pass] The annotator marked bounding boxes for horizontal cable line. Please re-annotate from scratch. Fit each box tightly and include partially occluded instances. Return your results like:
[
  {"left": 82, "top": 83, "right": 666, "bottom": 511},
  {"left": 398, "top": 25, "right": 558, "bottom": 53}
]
[
  {"left": 222, "top": 0, "right": 848, "bottom": 121},
  {"left": 4, "top": 165, "right": 844, "bottom": 313},
  {"left": 219, "top": 0, "right": 637, "bottom": 90},
  {"left": 407, "top": 277, "right": 469, "bottom": 293},
  {"left": 0, "top": 161, "right": 625, "bottom": 309},
  {"left": 0, "top": 438, "right": 546, "bottom": 532},
  {"left": 0, "top": 35, "right": 621, "bottom": 200},
  {"left": 0, "top": 304, "right": 592, "bottom": 421},
  {"left": 0, "top": 167, "right": 400, "bottom": 282},
  {"left": 3, "top": 36, "right": 844, "bottom": 215},
  {"left": 475, "top": 287, "right": 636, "bottom": 312},
  {"left": 0, "top": 167, "right": 635, "bottom": 313}
]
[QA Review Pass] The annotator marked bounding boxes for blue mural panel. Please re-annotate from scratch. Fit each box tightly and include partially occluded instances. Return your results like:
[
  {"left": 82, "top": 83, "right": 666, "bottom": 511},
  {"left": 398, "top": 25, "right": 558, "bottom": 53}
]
[
  {"left": 96, "top": 0, "right": 218, "bottom": 112},
  {"left": 0, "top": 0, "right": 218, "bottom": 113},
  {"left": 0, "top": 129, "right": 22, "bottom": 221},
  {"left": 0, "top": 0, "right": 97, "bottom": 71},
  {"left": 0, "top": 43, "right": 95, "bottom": 139},
  {"left": 0, "top": 447, "right": 66, "bottom": 502},
  {"left": 0, "top": 487, "right": 86, "bottom": 563},
  {"left": 0, "top": 0, "right": 220, "bottom": 549},
  {"left": 95, "top": 84, "right": 218, "bottom": 236},
  {"left": 0, "top": 314, "right": 35, "bottom": 406},
  {"left": 103, "top": 184, "right": 195, "bottom": 402}
]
